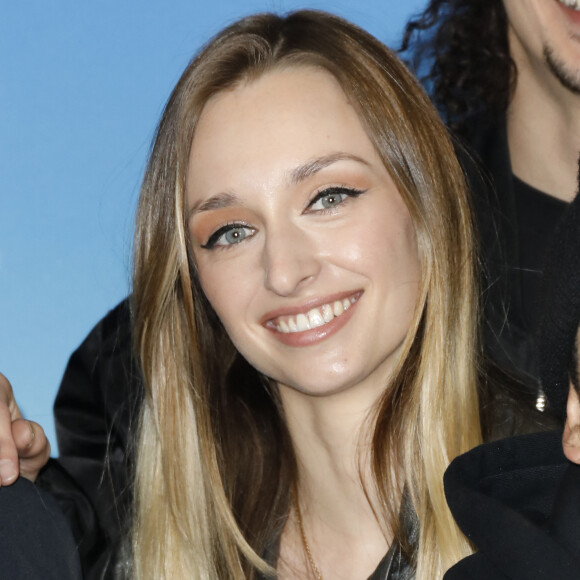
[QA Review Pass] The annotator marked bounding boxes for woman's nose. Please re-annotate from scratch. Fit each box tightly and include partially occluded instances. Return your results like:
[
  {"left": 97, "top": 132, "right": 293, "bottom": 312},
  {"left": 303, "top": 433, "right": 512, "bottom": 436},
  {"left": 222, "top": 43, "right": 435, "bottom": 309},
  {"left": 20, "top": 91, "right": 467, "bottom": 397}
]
[{"left": 262, "top": 224, "right": 321, "bottom": 297}]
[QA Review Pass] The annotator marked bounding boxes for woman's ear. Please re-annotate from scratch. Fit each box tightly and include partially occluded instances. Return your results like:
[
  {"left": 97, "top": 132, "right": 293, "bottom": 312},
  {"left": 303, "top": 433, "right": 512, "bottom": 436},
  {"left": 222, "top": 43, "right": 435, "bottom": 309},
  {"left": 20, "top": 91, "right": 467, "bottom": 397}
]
[{"left": 563, "top": 385, "right": 580, "bottom": 464}]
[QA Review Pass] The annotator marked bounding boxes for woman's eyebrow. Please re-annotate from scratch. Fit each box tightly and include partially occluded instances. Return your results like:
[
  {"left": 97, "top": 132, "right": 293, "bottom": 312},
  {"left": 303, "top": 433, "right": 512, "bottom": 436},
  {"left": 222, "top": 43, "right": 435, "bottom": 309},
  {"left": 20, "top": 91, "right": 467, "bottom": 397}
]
[
  {"left": 189, "top": 192, "right": 240, "bottom": 217},
  {"left": 289, "top": 152, "right": 369, "bottom": 185},
  {"left": 188, "top": 152, "right": 369, "bottom": 219}
]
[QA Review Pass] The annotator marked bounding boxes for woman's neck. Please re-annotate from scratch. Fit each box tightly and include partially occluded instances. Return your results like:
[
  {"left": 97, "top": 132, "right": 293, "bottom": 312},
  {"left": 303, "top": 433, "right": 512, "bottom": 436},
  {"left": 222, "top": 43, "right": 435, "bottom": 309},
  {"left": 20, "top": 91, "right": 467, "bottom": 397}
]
[
  {"left": 283, "top": 384, "right": 374, "bottom": 515},
  {"left": 277, "top": 383, "right": 392, "bottom": 579}
]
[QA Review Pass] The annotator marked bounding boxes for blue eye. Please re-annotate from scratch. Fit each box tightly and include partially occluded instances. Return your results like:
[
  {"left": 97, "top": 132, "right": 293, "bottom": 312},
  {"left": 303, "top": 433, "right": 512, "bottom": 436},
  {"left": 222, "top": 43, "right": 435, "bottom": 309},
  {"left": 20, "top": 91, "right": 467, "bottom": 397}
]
[
  {"left": 308, "top": 186, "right": 364, "bottom": 212},
  {"left": 202, "top": 224, "right": 255, "bottom": 249}
]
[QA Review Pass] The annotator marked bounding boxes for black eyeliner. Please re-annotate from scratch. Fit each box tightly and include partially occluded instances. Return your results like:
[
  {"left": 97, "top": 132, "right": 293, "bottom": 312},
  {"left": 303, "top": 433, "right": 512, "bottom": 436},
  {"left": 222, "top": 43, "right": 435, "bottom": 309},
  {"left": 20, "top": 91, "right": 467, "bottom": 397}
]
[
  {"left": 201, "top": 226, "right": 228, "bottom": 249},
  {"left": 201, "top": 222, "right": 252, "bottom": 250},
  {"left": 308, "top": 186, "right": 366, "bottom": 207}
]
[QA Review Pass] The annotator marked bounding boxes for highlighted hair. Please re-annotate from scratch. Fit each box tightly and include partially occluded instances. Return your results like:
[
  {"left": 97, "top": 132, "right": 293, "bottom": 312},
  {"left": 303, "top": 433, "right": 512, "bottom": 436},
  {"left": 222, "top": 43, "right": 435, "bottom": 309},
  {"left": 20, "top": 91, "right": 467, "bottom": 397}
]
[{"left": 132, "top": 10, "right": 481, "bottom": 579}]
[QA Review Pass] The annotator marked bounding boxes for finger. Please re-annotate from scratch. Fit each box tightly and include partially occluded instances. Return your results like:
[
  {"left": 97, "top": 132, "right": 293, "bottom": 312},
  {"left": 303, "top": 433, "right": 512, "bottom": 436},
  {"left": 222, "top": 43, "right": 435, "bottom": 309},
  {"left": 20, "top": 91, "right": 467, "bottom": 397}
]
[
  {"left": 13, "top": 420, "right": 51, "bottom": 483},
  {"left": 0, "top": 401, "right": 19, "bottom": 486},
  {"left": 13, "top": 419, "right": 49, "bottom": 458},
  {"left": 0, "top": 373, "right": 22, "bottom": 419},
  {"left": 0, "top": 374, "right": 26, "bottom": 485},
  {"left": 13, "top": 419, "right": 50, "bottom": 472}
]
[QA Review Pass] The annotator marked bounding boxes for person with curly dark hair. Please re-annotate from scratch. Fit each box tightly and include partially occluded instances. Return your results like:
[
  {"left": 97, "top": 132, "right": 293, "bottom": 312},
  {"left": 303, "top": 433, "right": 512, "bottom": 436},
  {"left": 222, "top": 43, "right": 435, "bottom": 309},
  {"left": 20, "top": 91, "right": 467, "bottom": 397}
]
[
  {"left": 402, "top": 0, "right": 514, "bottom": 125},
  {"left": 403, "top": 0, "right": 580, "bottom": 397}
]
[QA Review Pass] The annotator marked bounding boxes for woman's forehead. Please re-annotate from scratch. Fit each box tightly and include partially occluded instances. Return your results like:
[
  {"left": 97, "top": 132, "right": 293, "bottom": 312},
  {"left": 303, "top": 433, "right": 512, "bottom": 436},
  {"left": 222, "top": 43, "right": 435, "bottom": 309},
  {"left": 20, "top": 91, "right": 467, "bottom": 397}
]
[{"left": 185, "top": 67, "right": 382, "bottom": 205}]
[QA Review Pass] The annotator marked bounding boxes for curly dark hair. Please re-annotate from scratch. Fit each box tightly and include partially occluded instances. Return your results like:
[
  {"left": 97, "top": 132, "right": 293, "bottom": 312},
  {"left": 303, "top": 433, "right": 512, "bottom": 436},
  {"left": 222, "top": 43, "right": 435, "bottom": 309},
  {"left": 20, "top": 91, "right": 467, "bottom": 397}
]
[{"left": 400, "top": 0, "right": 516, "bottom": 129}]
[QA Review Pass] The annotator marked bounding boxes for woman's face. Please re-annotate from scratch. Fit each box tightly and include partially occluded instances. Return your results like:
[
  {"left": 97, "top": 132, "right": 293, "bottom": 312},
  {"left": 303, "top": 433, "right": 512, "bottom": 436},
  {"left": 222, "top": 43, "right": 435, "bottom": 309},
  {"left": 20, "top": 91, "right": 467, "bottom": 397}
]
[{"left": 186, "top": 67, "right": 420, "bottom": 397}]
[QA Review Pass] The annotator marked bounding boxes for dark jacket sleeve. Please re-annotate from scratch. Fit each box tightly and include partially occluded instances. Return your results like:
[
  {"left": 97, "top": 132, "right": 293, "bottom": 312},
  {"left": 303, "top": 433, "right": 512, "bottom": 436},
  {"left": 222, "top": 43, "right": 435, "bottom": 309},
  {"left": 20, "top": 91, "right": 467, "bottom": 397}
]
[
  {"left": 37, "top": 298, "right": 143, "bottom": 579},
  {"left": 443, "top": 431, "right": 580, "bottom": 580}
]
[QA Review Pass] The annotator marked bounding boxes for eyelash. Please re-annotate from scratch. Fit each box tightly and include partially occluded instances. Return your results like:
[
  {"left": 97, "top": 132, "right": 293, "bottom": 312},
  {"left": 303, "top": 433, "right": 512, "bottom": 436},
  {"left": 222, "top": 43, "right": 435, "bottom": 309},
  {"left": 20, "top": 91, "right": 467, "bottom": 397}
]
[
  {"left": 201, "top": 186, "right": 366, "bottom": 250},
  {"left": 201, "top": 222, "right": 256, "bottom": 250},
  {"left": 307, "top": 185, "right": 365, "bottom": 212}
]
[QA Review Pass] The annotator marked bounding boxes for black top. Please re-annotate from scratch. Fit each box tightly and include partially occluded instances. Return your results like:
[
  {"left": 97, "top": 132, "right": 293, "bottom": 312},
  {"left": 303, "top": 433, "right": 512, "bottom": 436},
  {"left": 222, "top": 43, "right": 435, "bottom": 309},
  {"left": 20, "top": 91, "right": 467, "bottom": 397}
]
[
  {"left": 263, "top": 538, "right": 413, "bottom": 580},
  {"left": 367, "top": 546, "right": 413, "bottom": 580},
  {"left": 513, "top": 176, "right": 567, "bottom": 332},
  {"left": 262, "top": 498, "right": 417, "bottom": 580},
  {"left": 458, "top": 113, "right": 569, "bottom": 385}
]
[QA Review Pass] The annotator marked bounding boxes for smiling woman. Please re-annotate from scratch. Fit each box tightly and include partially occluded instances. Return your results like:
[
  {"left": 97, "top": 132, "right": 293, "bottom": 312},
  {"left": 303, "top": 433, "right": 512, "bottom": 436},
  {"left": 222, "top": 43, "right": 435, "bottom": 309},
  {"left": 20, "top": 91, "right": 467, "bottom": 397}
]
[
  {"left": 188, "top": 68, "right": 420, "bottom": 393},
  {"left": 131, "top": 10, "right": 481, "bottom": 580}
]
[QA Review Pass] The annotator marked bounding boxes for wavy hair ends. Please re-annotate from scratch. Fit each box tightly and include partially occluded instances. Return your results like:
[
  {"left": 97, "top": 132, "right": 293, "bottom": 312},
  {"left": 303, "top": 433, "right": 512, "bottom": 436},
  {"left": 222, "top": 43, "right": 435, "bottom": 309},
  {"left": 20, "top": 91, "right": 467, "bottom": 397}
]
[{"left": 131, "top": 10, "right": 481, "bottom": 579}]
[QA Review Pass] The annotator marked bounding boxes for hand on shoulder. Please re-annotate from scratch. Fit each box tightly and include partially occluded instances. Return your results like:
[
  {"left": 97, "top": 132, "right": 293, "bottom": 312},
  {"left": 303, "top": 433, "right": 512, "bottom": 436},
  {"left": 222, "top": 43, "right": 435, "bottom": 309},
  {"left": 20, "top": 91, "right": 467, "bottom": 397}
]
[{"left": 0, "top": 373, "right": 50, "bottom": 485}]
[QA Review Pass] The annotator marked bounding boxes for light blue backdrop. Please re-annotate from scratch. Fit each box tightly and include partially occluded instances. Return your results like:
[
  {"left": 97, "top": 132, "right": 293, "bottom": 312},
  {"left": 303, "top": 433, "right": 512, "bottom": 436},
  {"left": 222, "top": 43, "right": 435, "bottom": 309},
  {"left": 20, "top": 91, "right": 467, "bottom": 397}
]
[{"left": 1, "top": 0, "right": 427, "bottom": 452}]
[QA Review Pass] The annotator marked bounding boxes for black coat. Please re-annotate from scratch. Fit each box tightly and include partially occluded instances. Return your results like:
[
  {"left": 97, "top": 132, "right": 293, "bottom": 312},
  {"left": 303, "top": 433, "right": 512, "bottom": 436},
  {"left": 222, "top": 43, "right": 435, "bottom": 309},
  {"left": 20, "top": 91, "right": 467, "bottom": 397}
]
[
  {"left": 37, "top": 299, "right": 140, "bottom": 579},
  {"left": 443, "top": 431, "right": 580, "bottom": 580},
  {"left": 0, "top": 477, "right": 82, "bottom": 580}
]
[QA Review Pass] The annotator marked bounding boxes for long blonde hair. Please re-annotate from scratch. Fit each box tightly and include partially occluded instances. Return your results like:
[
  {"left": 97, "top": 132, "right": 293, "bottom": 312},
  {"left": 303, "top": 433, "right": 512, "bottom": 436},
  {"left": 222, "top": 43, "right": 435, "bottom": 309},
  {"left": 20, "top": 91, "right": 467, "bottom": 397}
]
[{"left": 131, "top": 10, "right": 481, "bottom": 579}]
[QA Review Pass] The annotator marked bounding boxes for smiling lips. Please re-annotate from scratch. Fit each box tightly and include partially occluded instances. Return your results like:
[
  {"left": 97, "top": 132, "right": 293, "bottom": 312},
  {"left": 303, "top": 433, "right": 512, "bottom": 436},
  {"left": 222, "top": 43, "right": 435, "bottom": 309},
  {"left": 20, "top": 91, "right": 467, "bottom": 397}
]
[
  {"left": 263, "top": 291, "right": 362, "bottom": 346},
  {"left": 274, "top": 295, "right": 358, "bottom": 333}
]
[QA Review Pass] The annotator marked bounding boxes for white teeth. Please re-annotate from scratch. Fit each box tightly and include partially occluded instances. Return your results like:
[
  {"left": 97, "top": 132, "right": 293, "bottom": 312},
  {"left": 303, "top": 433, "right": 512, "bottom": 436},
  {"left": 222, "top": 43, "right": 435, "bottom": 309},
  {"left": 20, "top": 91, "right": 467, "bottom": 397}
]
[
  {"left": 273, "top": 294, "right": 360, "bottom": 334},
  {"left": 307, "top": 308, "right": 324, "bottom": 328},
  {"left": 322, "top": 303, "right": 334, "bottom": 323},
  {"left": 559, "top": 0, "right": 580, "bottom": 9},
  {"left": 296, "top": 313, "right": 311, "bottom": 331}
]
